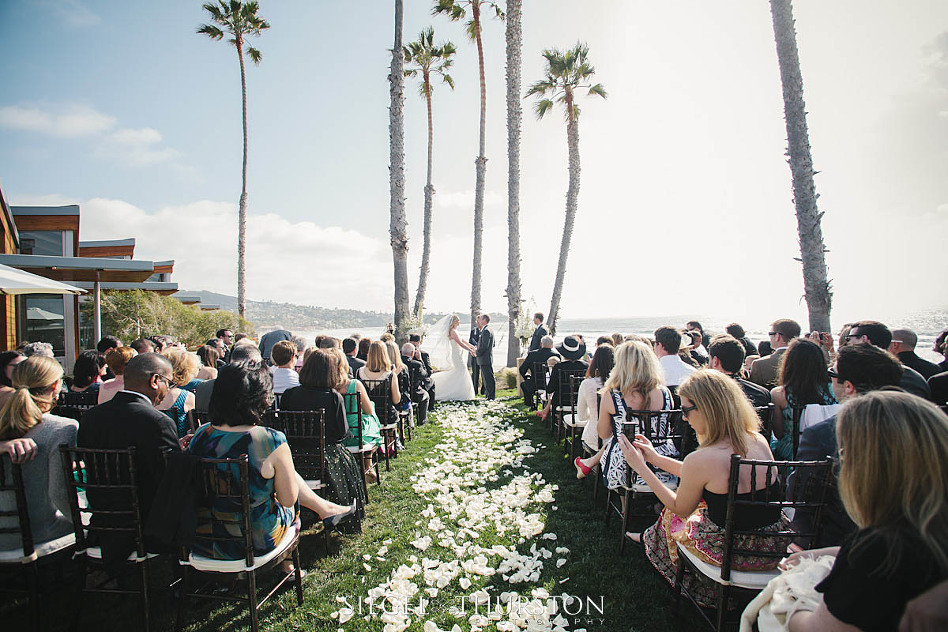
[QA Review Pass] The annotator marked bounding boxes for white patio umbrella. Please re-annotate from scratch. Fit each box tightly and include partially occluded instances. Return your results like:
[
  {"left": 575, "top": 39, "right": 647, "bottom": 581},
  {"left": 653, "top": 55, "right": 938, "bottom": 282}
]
[{"left": 0, "top": 263, "right": 86, "bottom": 295}]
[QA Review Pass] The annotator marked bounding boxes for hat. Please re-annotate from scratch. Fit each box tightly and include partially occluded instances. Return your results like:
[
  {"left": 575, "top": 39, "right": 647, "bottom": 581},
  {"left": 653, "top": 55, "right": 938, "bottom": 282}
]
[{"left": 556, "top": 335, "right": 587, "bottom": 360}]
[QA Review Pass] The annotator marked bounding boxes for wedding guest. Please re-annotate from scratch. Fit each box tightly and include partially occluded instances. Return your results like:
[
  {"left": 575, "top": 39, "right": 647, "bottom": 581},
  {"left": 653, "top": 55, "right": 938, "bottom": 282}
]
[
  {"left": 195, "top": 345, "right": 219, "bottom": 380},
  {"left": 400, "top": 342, "right": 429, "bottom": 425},
  {"left": 194, "top": 343, "right": 262, "bottom": 413},
  {"left": 334, "top": 348, "right": 383, "bottom": 483},
  {"left": 933, "top": 327, "right": 948, "bottom": 372},
  {"left": 930, "top": 371, "right": 948, "bottom": 406},
  {"left": 889, "top": 328, "right": 941, "bottom": 380},
  {"left": 269, "top": 340, "right": 300, "bottom": 395},
  {"left": 386, "top": 339, "right": 413, "bottom": 417},
  {"left": 343, "top": 337, "right": 366, "bottom": 376},
  {"left": 258, "top": 328, "right": 292, "bottom": 365},
  {"left": 622, "top": 370, "right": 783, "bottom": 609},
  {"left": 357, "top": 338, "right": 371, "bottom": 362},
  {"left": 611, "top": 333, "right": 624, "bottom": 347},
  {"left": 357, "top": 341, "right": 400, "bottom": 428},
  {"left": 318, "top": 337, "right": 341, "bottom": 350},
  {"left": 130, "top": 338, "right": 156, "bottom": 354},
  {"left": 653, "top": 326, "right": 696, "bottom": 387},
  {"left": 187, "top": 361, "right": 358, "bottom": 561},
  {"left": 686, "top": 320, "right": 711, "bottom": 349},
  {"left": 408, "top": 334, "right": 436, "bottom": 407},
  {"left": 684, "top": 330, "right": 707, "bottom": 367},
  {"left": 96, "top": 335, "right": 121, "bottom": 380},
  {"left": 725, "top": 322, "right": 759, "bottom": 360},
  {"left": 0, "top": 351, "right": 26, "bottom": 410},
  {"left": 595, "top": 336, "right": 612, "bottom": 347},
  {"left": 575, "top": 344, "right": 615, "bottom": 475},
  {"left": 215, "top": 328, "right": 234, "bottom": 362},
  {"left": 519, "top": 335, "right": 558, "bottom": 408},
  {"left": 537, "top": 336, "right": 588, "bottom": 421},
  {"left": 204, "top": 338, "right": 227, "bottom": 368},
  {"left": 707, "top": 335, "right": 771, "bottom": 408},
  {"left": 67, "top": 350, "right": 106, "bottom": 398},
  {"left": 291, "top": 335, "right": 310, "bottom": 370},
  {"left": 846, "top": 320, "right": 931, "bottom": 399},
  {"left": 0, "top": 356, "right": 77, "bottom": 549},
  {"left": 280, "top": 349, "right": 366, "bottom": 526},
  {"left": 529, "top": 312, "right": 549, "bottom": 352},
  {"left": 22, "top": 342, "right": 54, "bottom": 358},
  {"left": 98, "top": 346, "right": 137, "bottom": 404},
  {"left": 750, "top": 319, "right": 801, "bottom": 388},
  {"left": 156, "top": 347, "right": 198, "bottom": 438},
  {"left": 783, "top": 391, "right": 948, "bottom": 631},
  {"left": 770, "top": 338, "right": 837, "bottom": 460}
]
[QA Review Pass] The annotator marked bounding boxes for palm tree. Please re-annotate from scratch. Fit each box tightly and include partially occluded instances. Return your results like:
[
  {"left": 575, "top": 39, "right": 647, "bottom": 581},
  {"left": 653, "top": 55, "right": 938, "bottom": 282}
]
[
  {"left": 390, "top": 0, "right": 411, "bottom": 342},
  {"left": 504, "top": 0, "right": 523, "bottom": 367},
  {"left": 769, "top": 0, "right": 832, "bottom": 332},
  {"left": 526, "top": 43, "right": 606, "bottom": 334},
  {"left": 404, "top": 27, "right": 456, "bottom": 321},
  {"left": 197, "top": 1, "right": 269, "bottom": 320},
  {"left": 432, "top": 0, "right": 504, "bottom": 327}
]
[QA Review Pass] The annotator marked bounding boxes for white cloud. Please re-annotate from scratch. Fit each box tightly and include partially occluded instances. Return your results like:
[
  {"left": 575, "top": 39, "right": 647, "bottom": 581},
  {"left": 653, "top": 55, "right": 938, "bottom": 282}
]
[
  {"left": 0, "top": 104, "right": 115, "bottom": 137},
  {"left": 34, "top": 0, "right": 100, "bottom": 28},
  {"left": 72, "top": 197, "right": 392, "bottom": 310},
  {"left": 97, "top": 127, "right": 180, "bottom": 166}
]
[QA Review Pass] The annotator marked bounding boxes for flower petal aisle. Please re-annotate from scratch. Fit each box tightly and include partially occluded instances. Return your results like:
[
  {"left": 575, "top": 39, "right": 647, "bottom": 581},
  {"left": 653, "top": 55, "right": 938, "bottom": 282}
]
[{"left": 330, "top": 400, "right": 581, "bottom": 632}]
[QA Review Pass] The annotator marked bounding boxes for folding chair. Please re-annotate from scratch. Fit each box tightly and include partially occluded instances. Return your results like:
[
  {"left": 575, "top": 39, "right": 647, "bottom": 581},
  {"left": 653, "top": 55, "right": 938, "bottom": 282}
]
[
  {"left": 174, "top": 455, "right": 302, "bottom": 632},
  {"left": 359, "top": 377, "right": 398, "bottom": 470},
  {"left": 60, "top": 446, "right": 163, "bottom": 632},
  {"left": 342, "top": 391, "right": 381, "bottom": 499},
  {"left": 674, "top": 455, "right": 834, "bottom": 631},
  {"left": 755, "top": 404, "right": 775, "bottom": 442},
  {"left": 550, "top": 369, "right": 585, "bottom": 439},
  {"left": 0, "top": 455, "right": 76, "bottom": 631},
  {"left": 532, "top": 362, "right": 550, "bottom": 411},
  {"left": 396, "top": 370, "right": 412, "bottom": 444},
  {"left": 562, "top": 375, "right": 587, "bottom": 459},
  {"left": 266, "top": 410, "right": 327, "bottom": 492}
]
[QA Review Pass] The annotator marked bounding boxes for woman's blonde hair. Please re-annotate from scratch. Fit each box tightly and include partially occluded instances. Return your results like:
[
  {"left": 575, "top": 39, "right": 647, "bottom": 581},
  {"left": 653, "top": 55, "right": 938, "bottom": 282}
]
[
  {"left": 385, "top": 340, "right": 404, "bottom": 372},
  {"left": 677, "top": 369, "right": 760, "bottom": 455},
  {"left": 836, "top": 390, "right": 948, "bottom": 572},
  {"left": 366, "top": 341, "right": 391, "bottom": 373},
  {"left": 166, "top": 347, "right": 200, "bottom": 387},
  {"left": 602, "top": 341, "right": 664, "bottom": 405},
  {"left": 0, "top": 356, "right": 63, "bottom": 440},
  {"left": 105, "top": 346, "right": 137, "bottom": 376}
]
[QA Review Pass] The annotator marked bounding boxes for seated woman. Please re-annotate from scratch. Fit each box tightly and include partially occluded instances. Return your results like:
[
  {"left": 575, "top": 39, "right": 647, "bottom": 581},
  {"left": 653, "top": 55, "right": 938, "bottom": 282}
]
[
  {"left": 356, "top": 341, "right": 400, "bottom": 429},
  {"left": 0, "top": 350, "right": 26, "bottom": 410},
  {"left": 621, "top": 369, "right": 784, "bottom": 609},
  {"left": 280, "top": 349, "right": 366, "bottom": 526},
  {"left": 156, "top": 347, "right": 197, "bottom": 438},
  {"left": 784, "top": 391, "right": 948, "bottom": 632},
  {"left": 385, "top": 339, "right": 412, "bottom": 416},
  {"left": 575, "top": 341, "right": 675, "bottom": 485},
  {"left": 97, "top": 346, "right": 137, "bottom": 404},
  {"left": 64, "top": 350, "right": 105, "bottom": 403},
  {"left": 195, "top": 345, "right": 219, "bottom": 381},
  {"left": 575, "top": 344, "right": 614, "bottom": 475},
  {"left": 187, "top": 362, "right": 357, "bottom": 561},
  {"left": 0, "top": 356, "right": 78, "bottom": 549},
  {"left": 771, "top": 338, "right": 836, "bottom": 460},
  {"left": 334, "top": 349, "right": 382, "bottom": 481},
  {"left": 537, "top": 336, "right": 588, "bottom": 421}
]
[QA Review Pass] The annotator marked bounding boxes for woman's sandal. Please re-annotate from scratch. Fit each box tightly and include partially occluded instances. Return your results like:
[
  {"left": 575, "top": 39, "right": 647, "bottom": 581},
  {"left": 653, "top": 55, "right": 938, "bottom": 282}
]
[
  {"left": 625, "top": 532, "right": 645, "bottom": 550},
  {"left": 574, "top": 457, "right": 593, "bottom": 479}
]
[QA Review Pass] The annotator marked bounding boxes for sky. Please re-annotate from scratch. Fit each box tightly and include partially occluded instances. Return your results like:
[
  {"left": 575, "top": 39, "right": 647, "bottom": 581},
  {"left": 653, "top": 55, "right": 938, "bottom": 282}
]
[{"left": 1, "top": 0, "right": 946, "bottom": 330}]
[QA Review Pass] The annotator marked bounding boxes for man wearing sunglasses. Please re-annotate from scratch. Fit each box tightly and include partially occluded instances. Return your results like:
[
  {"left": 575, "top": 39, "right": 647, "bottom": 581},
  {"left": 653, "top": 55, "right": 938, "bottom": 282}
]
[
  {"left": 843, "top": 320, "right": 931, "bottom": 400},
  {"left": 76, "top": 353, "right": 181, "bottom": 567},
  {"left": 790, "top": 344, "right": 903, "bottom": 546},
  {"left": 749, "top": 318, "right": 801, "bottom": 388}
]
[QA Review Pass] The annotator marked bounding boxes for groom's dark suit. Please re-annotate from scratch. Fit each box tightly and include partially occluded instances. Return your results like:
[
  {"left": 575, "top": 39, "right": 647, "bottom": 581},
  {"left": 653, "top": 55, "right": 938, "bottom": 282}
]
[
  {"left": 476, "top": 326, "right": 495, "bottom": 400},
  {"left": 469, "top": 327, "right": 482, "bottom": 394},
  {"left": 529, "top": 323, "right": 549, "bottom": 352}
]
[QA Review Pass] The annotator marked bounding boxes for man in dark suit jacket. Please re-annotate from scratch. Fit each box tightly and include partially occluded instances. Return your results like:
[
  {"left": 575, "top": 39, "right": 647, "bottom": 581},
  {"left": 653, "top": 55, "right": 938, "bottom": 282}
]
[
  {"left": 790, "top": 344, "right": 903, "bottom": 547},
  {"left": 519, "top": 335, "right": 559, "bottom": 407},
  {"left": 474, "top": 314, "right": 495, "bottom": 399},
  {"left": 529, "top": 312, "right": 549, "bottom": 352},
  {"left": 401, "top": 343, "right": 430, "bottom": 424},
  {"left": 708, "top": 335, "right": 772, "bottom": 408},
  {"left": 890, "top": 328, "right": 942, "bottom": 380},
  {"left": 469, "top": 325, "right": 482, "bottom": 395},
  {"left": 409, "top": 334, "right": 436, "bottom": 408},
  {"left": 343, "top": 337, "right": 366, "bottom": 377},
  {"left": 847, "top": 320, "right": 931, "bottom": 399},
  {"left": 77, "top": 353, "right": 181, "bottom": 566}
]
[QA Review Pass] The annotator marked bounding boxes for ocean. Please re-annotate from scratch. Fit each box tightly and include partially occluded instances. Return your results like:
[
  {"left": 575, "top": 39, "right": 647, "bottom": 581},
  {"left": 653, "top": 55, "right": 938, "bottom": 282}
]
[{"left": 292, "top": 312, "right": 947, "bottom": 371}]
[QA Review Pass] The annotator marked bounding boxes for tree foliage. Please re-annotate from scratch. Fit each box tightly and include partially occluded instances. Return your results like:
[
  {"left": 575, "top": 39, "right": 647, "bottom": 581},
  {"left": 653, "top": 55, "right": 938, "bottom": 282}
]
[{"left": 86, "top": 291, "right": 254, "bottom": 348}]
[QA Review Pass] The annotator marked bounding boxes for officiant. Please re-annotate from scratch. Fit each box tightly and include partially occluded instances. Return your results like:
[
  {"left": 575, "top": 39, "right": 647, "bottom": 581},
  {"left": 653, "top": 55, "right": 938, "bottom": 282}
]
[{"left": 529, "top": 312, "right": 549, "bottom": 352}]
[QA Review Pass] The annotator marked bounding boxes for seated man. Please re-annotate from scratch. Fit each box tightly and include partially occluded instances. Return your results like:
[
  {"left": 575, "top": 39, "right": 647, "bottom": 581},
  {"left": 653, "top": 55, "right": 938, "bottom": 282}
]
[
  {"left": 707, "top": 334, "right": 772, "bottom": 408},
  {"left": 400, "top": 343, "right": 431, "bottom": 425},
  {"left": 749, "top": 319, "right": 801, "bottom": 388},
  {"left": 889, "top": 327, "right": 941, "bottom": 380},
  {"left": 518, "top": 335, "right": 559, "bottom": 408},
  {"left": 77, "top": 353, "right": 182, "bottom": 564},
  {"left": 343, "top": 337, "right": 365, "bottom": 377},
  {"left": 653, "top": 326, "right": 696, "bottom": 388},
  {"left": 408, "top": 334, "right": 436, "bottom": 409},
  {"left": 847, "top": 320, "right": 931, "bottom": 399},
  {"left": 790, "top": 343, "right": 903, "bottom": 547}
]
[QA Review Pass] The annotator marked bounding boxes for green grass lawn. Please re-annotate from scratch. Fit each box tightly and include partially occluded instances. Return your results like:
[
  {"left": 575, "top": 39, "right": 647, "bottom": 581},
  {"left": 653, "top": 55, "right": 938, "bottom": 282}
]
[{"left": 1, "top": 389, "right": 705, "bottom": 631}]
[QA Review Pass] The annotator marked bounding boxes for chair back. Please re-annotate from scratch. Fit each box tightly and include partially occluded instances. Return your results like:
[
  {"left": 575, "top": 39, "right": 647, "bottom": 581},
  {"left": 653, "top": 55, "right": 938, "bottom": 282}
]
[
  {"left": 554, "top": 368, "right": 585, "bottom": 405},
  {"left": 0, "top": 455, "right": 33, "bottom": 557},
  {"left": 720, "top": 454, "right": 835, "bottom": 582},
  {"left": 59, "top": 446, "right": 145, "bottom": 557},
  {"left": 532, "top": 362, "right": 549, "bottom": 392},
  {"left": 342, "top": 390, "right": 365, "bottom": 449},
  {"left": 789, "top": 405, "right": 807, "bottom": 459},
  {"left": 755, "top": 403, "right": 775, "bottom": 440},
  {"left": 267, "top": 409, "right": 326, "bottom": 485},
  {"left": 189, "top": 455, "right": 254, "bottom": 567},
  {"left": 58, "top": 390, "right": 99, "bottom": 407},
  {"left": 620, "top": 407, "right": 688, "bottom": 458},
  {"left": 359, "top": 377, "right": 393, "bottom": 424},
  {"left": 54, "top": 400, "right": 97, "bottom": 421}
]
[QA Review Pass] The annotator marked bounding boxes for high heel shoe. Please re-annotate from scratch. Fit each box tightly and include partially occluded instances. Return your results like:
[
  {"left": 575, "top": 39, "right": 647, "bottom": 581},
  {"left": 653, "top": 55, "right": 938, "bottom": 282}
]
[
  {"left": 574, "top": 457, "right": 592, "bottom": 479},
  {"left": 323, "top": 501, "right": 359, "bottom": 530}
]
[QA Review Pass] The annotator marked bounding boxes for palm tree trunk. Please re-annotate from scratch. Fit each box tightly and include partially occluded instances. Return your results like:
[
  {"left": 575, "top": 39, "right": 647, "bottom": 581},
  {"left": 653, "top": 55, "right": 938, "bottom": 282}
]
[
  {"left": 769, "top": 0, "right": 832, "bottom": 333},
  {"left": 390, "top": 0, "right": 410, "bottom": 342},
  {"left": 470, "top": 1, "right": 487, "bottom": 326},
  {"left": 236, "top": 36, "right": 248, "bottom": 319},
  {"left": 548, "top": 108, "right": 580, "bottom": 335},
  {"left": 413, "top": 78, "right": 435, "bottom": 319},
  {"left": 505, "top": 0, "right": 523, "bottom": 367}
]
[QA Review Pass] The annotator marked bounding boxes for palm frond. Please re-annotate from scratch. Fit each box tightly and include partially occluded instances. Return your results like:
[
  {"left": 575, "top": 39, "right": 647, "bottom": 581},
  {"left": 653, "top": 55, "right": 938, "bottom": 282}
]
[
  {"left": 196, "top": 24, "right": 224, "bottom": 39},
  {"left": 432, "top": 0, "right": 465, "bottom": 21},
  {"left": 442, "top": 73, "right": 455, "bottom": 90},
  {"left": 535, "top": 99, "right": 554, "bottom": 120},
  {"left": 524, "top": 79, "right": 554, "bottom": 98},
  {"left": 246, "top": 46, "right": 262, "bottom": 64},
  {"left": 587, "top": 83, "right": 607, "bottom": 99}
]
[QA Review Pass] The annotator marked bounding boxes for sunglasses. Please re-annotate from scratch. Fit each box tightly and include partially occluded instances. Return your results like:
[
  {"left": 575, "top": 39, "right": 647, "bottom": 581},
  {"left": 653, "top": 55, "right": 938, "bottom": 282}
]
[
  {"left": 827, "top": 368, "right": 841, "bottom": 380},
  {"left": 681, "top": 404, "right": 698, "bottom": 418}
]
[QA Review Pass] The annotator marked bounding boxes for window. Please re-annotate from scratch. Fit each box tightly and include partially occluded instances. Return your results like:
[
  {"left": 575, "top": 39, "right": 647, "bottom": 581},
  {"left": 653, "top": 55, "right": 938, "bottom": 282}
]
[
  {"left": 19, "top": 231, "right": 64, "bottom": 256},
  {"left": 23, "top": 295, "right": 66, "bottom": 356}
]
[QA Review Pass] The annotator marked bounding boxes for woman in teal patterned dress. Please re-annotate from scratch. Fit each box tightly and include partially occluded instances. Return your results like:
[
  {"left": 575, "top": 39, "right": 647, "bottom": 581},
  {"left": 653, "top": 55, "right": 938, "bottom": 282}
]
[{"left": 187, "top": 361, "right": 358, "bottom": 560}]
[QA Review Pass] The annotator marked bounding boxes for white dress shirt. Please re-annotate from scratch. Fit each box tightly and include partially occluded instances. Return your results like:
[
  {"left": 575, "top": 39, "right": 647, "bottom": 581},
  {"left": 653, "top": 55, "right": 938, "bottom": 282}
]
[{"left": 659, "top": 354, "right": 696, "bottom": 387}]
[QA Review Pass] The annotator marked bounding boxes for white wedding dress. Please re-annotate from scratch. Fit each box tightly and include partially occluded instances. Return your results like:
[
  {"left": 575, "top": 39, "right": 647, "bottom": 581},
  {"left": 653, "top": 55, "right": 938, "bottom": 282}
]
[{"left": 427, "top": 315, "right": 476, "bottom": 402}]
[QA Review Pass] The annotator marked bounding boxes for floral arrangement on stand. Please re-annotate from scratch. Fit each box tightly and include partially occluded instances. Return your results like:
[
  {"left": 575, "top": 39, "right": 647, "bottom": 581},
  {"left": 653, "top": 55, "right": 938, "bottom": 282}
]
[{"left": 513, "top": 308, "right": 536, "bottom": 355}]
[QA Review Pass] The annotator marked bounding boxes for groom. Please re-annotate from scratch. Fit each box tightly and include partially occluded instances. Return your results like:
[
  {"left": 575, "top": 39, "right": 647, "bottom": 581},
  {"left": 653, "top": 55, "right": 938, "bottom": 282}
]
[{"left": 472, "top": 313, "right": 495, "bottom": 400}]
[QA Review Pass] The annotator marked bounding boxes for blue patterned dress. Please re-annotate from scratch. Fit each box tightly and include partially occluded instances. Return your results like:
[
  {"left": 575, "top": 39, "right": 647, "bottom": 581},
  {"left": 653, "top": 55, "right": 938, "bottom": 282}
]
[{"left": 187, "top": 424, "right": 298, "bottom": 559}]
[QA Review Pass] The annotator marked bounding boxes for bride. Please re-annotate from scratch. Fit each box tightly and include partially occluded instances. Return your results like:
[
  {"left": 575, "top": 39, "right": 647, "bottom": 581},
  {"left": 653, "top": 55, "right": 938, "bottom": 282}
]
[{"left": 425, "top": 314, "right": 477, "bottom": 402}]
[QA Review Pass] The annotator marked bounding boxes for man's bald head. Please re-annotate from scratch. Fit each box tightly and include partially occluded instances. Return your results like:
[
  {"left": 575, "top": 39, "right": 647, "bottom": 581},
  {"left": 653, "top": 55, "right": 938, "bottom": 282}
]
[
  {"left": 890, "top": 328, "right": 918, "bottom": 351},
  {"left": 123, "top": 352, "right": 173, "bottom": 391}
]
